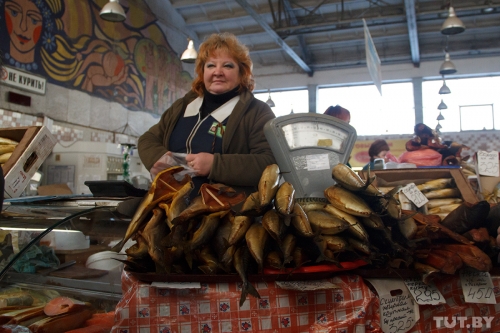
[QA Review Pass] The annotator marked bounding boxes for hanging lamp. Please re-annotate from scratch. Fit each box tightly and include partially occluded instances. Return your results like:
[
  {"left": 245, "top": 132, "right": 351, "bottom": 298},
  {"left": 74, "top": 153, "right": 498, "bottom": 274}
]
[
  {"left": 436, "top": 122, "right": 442, "bottom": 132},
  {"left": 441, "top": 7, "right": 466, "bottom": 35},
  {"left": 438, "top": 99, "right": 448, "bottom": 110},
  {"left": 439, "top": 52, "right": 457, "bottom": 75},
  {"left": 265, "top": 90, "right": 275, "bottom": 107},
  {"left": 439, "top": 77, "right": 451, "bottom": 94},
  {"left": 437, "top": 112, "right": 445, "bottom": 121},
  {"left": 180, "top": 38, "right": 198, "bottom": 63},
  {"left": 99, "top": 0, "right": 126, "bottom": 22}
]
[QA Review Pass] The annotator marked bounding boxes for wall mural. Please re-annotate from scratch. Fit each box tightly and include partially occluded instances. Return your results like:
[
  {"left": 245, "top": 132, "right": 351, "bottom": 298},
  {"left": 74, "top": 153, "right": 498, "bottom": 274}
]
[{"left": 0, "top": 0, "right": 192, "bottom": 115}]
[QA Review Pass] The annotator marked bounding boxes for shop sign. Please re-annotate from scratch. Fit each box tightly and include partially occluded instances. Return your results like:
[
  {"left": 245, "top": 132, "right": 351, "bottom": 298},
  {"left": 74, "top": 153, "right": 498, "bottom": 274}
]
[{"left": 0, "top": 65, "right": 46, "bottom": 95}]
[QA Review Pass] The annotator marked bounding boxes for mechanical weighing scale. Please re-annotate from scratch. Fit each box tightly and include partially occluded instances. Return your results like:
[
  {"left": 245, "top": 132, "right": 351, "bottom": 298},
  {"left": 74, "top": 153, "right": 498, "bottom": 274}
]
[{"left": 264, "top": 113, "right": 357, "bottom": 198}]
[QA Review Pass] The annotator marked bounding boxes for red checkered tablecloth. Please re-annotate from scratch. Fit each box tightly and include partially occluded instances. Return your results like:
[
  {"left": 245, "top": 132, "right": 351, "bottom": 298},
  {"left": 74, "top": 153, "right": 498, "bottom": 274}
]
[
  {"left": 111, "top": 271, "right": 500, "bottom": 333},
  {"left": 112, "top": 270, "right": 382, "bottom": 333}
]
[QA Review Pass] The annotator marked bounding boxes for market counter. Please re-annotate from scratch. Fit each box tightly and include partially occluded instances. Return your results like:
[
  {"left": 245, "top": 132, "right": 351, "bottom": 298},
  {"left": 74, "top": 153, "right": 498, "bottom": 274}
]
[{"left": 112, "top": 270, "right": 500, "bottom": 333}]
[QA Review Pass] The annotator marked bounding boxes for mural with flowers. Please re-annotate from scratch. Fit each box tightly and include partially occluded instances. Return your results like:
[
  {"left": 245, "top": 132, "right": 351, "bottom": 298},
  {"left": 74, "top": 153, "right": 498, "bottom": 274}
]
[{"left": 0, "top": 0, "right": 192, "bottom": 115}]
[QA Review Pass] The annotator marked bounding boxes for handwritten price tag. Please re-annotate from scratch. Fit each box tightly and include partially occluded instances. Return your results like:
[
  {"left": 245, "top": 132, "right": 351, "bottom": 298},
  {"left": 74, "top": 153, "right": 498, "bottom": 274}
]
[
  {"left": 460, "top": 267, "right": 497, "bottom": 304},
  {"left": 477, "top": 151, "right": 499, "bottom": 177},
  {"left": 401, "top": 183, "right": 428, "bottom": 208},
  {"left": 404, "top": 277, "right": 445, "bottom": 305},
  {"left": 367, "top": 278, "right": 419, "bottom": 333}
]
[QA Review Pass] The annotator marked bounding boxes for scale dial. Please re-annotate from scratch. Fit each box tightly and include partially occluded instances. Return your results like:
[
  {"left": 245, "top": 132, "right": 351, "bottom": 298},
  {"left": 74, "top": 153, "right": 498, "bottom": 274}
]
[{"left": 282, "top": 122, "right": 349, "bottom": 151}]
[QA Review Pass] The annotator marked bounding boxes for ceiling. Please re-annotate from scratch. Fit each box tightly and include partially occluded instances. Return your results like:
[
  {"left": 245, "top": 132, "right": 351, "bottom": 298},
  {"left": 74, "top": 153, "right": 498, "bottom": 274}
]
[{"left": 162, "top": 0, "right": 500, "bottom": 77}]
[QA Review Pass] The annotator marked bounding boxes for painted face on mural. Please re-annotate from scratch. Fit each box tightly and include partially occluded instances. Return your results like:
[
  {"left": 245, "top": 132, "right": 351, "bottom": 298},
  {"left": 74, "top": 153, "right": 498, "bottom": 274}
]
[
  {"left": 203, "top": 51, "right": 241, "bottom": 95},
  {"left": 4, "top": 0, "right": 43, "bottom": 62}
]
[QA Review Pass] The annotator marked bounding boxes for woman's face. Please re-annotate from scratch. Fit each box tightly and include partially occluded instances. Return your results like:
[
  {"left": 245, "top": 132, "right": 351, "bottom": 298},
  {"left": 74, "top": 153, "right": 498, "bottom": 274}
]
[
  {"left": 203, "top": 51, "right": 240, "bottom": 95},
  {"left": 376, "top": 150, "right": 389, "bottom": 161},
  {"left": 5, "top": 0, "right": 43, "bottom": 57}
]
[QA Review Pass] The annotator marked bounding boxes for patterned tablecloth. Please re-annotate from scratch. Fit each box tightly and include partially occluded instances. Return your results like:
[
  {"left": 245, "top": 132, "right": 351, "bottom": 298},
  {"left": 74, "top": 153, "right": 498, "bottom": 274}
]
[{"left": 111, "top": 270, "right": 500, "bottom": 333}]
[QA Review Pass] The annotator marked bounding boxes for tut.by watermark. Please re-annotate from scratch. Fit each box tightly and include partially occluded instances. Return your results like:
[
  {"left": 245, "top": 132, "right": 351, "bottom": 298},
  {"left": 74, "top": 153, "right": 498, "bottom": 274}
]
[{"left": 434, "top": 316, "right": 494, "bottom": 329}]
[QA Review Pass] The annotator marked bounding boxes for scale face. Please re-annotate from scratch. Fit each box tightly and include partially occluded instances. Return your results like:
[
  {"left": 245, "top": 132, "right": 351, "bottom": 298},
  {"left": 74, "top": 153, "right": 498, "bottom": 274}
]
[{"left": 264, "top": 113, "right": 357, "bottom": 198}]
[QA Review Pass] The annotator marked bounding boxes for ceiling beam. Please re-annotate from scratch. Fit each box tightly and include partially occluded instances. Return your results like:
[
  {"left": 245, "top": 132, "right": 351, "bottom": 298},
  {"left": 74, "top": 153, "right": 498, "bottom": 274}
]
[
  {"left": 234, "top": 0, "right": 314, "bottom": 76},
  {"left": 283, "top": 0, "right": 312, "bottom": 64},
  {"left": 404, "top": 0, "right": 420, "bottom": 67}
]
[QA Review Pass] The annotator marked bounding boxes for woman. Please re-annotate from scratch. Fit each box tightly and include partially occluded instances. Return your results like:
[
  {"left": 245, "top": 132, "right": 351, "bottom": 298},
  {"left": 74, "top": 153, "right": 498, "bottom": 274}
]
[
  {"left": 324, "top": 105, "right": 351, "bottom": 124},
  {"left": 138, "top": 32, "right": 276, "bottom": 196},
  {"left": 362, "top": 139, "right": 390, "bottom": 170}
]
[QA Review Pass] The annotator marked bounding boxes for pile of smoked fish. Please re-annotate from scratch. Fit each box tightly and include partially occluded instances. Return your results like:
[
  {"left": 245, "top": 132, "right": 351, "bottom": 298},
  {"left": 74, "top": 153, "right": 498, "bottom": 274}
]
[{"left": 115, "top": 163, "right": 500, "bottom": 305}]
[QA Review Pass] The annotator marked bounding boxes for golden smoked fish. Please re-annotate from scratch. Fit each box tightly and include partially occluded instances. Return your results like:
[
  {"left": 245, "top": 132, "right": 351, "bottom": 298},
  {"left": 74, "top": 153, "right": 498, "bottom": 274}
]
[
  {"left": 324, "top": 185, "right": 373, "bottom": 217},
  {"left": 245, "top": 223, "right": 269, "bottom": 272},
  {"left": 274, "top": 181, "right": 295, "bottom": 225},
  {"left": 258, "top": 164, "right": 280, "bottom": 206}
]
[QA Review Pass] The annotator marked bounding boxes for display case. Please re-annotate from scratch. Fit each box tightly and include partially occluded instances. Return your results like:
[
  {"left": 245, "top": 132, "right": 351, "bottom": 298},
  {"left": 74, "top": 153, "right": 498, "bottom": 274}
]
[{"left": 0, "top": 195, "right": 134, "bottom": 327}]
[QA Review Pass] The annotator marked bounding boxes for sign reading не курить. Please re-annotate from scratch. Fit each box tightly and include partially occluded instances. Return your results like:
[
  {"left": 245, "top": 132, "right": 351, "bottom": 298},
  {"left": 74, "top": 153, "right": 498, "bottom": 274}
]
[{"left": 0, "top": 65, "right": 46, "bottom": 95}]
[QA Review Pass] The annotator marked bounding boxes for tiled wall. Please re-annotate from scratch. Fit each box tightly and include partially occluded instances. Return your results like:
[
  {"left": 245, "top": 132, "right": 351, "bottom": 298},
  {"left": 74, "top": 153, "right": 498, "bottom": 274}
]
[
  {"left": 358, "top": 131, "right": 500, "bottom": 155},
  {"left": 0, "top": 109, "right": 138, "bottom": 145}
]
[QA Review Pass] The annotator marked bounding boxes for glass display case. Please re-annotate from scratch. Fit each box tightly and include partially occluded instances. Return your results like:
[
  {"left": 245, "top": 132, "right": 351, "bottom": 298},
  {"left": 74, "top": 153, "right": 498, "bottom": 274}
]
[{"left": 0, "top": 195, "right": 134, "bottom": 316}]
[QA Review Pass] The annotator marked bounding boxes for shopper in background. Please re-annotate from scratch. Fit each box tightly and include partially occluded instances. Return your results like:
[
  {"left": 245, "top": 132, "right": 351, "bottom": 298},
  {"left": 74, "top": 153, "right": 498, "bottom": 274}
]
[
  {"left": 138, "top": 33, "right": 276, "bottom": 196},
  {"left": 324, "top": 105, "right": 351, "bottom": 124},
  {"left": 324, "top": 105, "right": 352, "bottom": 167},
  {"left": 362, "top": 139, "right": 391, "bottom": 170}
]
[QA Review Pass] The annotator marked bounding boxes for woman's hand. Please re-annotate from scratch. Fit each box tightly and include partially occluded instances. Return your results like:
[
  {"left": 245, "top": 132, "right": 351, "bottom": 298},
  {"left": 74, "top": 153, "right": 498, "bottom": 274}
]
[{"left": 186, "top": 153, "right": 214, "bottom": 177}]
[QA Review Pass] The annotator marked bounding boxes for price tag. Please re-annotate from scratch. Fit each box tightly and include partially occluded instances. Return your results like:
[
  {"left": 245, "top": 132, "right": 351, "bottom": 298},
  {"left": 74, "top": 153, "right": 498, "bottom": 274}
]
[
  {"left": 367, "top": 278, "right": 419, "bottom": 333},
  {"left": 151, "top": 282, "right": 201, "bottom": 289},
  {"left": 477, "top": 151, "right": 499, "bottom": 177},
  {"left": 460, "top": 267, "right": 497, "bottom": 304},
  {"left": 306, "top": 154, "right": 330, "bottom": 171},
  {"left": 404, "top": 277, "right": 445, "bottom": 305},
  {"left": 401, "top": 183, "right": 428, "bottom": 208}
]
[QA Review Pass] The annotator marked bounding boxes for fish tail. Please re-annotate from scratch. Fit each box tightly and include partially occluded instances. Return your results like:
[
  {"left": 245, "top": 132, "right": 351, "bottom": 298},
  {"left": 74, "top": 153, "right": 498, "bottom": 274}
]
[
  {"left": 239, "top": 282, "right": 260, "bottom": 307},
  {"left": 111, "top": 239, "right": 124, "bottom": 253}
]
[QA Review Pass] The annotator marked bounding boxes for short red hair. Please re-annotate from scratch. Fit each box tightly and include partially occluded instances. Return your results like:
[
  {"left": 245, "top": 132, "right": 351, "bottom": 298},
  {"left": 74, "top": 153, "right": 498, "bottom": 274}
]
[{"left": 192, "top": 33, "right": 255, "bottom": 96}]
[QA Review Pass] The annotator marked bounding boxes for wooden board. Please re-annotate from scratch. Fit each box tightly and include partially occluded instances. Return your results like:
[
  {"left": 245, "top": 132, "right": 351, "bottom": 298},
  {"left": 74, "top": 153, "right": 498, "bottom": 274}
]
[{"left": 48, "top": 265, "right": 108, "bottom": 279}]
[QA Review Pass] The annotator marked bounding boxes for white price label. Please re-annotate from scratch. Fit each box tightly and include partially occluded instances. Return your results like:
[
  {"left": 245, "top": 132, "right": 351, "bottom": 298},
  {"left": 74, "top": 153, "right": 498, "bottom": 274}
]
[
  {"left": 367, "top": 278, "right": 419, "bottom": 333},
  {"left": 404, "top": 277, "right": 445, "bottom": 305},
  {"left": 306, "top": 154, "right": 330, "bottom": 171},
  {"left": 477, "top": 151, "right": 499, "bottom": 177},
  {"left": 401, "top": 183, "right": 428, "bottom": 208},
  {"left": 151, "top": 282, "right": 201, "bottom": 289},
  {"left": 460, "top": 268, "right": 497, "bottom": 304}
]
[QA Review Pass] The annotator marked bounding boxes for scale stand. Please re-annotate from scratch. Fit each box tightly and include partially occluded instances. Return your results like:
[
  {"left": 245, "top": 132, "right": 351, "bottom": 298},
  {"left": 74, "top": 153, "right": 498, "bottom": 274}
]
[{"left": 264, "top": 113, "right": 357, "bottom": 198}]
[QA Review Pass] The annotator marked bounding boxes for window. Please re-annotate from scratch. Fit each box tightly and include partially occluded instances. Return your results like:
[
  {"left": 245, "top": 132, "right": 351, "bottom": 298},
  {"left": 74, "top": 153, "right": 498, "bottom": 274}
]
[
  {"left": 254, "top": 89, "right": 309, "bottom": 117},
  {"left": 318, "top": 82, "right": 415, "bottom": 136},
  {"left": 422, "top": 76, "right": 500, "bottom": 132}
]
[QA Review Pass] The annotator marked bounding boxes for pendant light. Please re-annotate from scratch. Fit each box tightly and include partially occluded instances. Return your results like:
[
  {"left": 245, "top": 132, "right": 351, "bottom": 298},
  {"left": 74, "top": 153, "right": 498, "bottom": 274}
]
[
  {"left": 441, "top": 7, "right": 466, "bottom": 35},
  {"left": 99, "top": 0, "right": 126, "bottom": 22},
  {"left": 437, "top": 112, "right": 445, "bottom": 121},
  {"left": 438, "top": 99, "right": 448, "bottom": 110},
  {"left": 265, "top": 90, "right": 275, "bottom": 107},
  {"left": 436, "top": 122, "right": 442, "bottom": 132},
  {"left": 439, "top": 52, "right": 457, "bottom": 75},
  {"left": 180, "top": 38, "right": 198, "bottom": 63},
  {"left": 439, "top": 77, "right": 451, "bottom": 94}
]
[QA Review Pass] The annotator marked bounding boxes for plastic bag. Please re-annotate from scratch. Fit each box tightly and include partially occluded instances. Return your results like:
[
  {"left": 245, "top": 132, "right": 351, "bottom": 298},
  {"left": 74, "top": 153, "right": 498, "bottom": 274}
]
[{"left": 150, "top": 152, "right": 197, "bottom": 181}]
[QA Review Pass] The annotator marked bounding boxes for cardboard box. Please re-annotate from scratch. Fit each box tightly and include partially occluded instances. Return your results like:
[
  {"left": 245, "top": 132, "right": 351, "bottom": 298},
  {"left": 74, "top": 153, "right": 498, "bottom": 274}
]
[
  {"left": 358, "top": 168, "right": 479, "bottom": 204},
  {"left": 0, "top": 126, "right": 57, "bottom": 198}
]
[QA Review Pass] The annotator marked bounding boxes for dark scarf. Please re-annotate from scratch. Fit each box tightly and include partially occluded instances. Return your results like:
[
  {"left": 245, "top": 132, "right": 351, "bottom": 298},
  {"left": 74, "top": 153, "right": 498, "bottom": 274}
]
[{"left": 200, "top": 87, "right": 240, "bottom": 119}]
